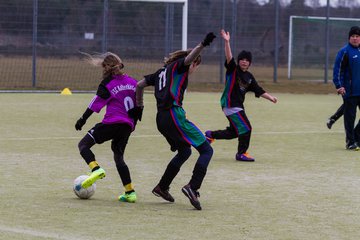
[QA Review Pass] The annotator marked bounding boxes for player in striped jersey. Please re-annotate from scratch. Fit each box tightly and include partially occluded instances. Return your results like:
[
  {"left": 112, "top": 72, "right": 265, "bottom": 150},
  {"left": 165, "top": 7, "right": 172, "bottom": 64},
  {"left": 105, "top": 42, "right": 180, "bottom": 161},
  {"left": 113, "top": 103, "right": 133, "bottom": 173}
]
[
  {"left": 205, "top": 29, "right": 277, "bottom": 162},
  {"left": 135, "top": 32, "right": 216, "bottom": 210}
]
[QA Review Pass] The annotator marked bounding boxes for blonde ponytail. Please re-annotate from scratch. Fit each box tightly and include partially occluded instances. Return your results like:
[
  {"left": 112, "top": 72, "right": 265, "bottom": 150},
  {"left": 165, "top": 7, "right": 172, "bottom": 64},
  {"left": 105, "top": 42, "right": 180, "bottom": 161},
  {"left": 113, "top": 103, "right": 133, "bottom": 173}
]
[{"left": 80, "top": 51, "right": 124, "bottom": 78}]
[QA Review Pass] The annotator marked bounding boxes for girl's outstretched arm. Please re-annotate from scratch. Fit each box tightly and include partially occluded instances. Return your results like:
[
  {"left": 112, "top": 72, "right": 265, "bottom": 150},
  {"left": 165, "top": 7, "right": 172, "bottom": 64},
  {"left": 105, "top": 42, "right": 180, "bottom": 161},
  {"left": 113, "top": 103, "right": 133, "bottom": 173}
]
[
  {"left": 184, "top": 32, "right": 216, "bottom": 66},
  {"left": 261, "top": 92, "right": 278, "bottom": 103},
  {"left": 221, "top": 29, "right": 232, "bottom": 64}
]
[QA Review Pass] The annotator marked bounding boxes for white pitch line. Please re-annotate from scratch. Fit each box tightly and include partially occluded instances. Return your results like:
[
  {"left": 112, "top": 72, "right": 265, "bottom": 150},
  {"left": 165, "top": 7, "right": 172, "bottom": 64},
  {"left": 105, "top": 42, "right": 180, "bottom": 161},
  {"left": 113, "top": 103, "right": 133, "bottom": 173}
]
[
  {"left": 0, "top": 134, "right": 162, "bottom": 141},
  {"left": 0, "top": 131, "right": 342, "bottom": 141},
  {"left": 253, "top": 130, "right": 343, "bottom": 135},
  {"left": 0, "top": 224, "right": 86, "bottom": 240}
]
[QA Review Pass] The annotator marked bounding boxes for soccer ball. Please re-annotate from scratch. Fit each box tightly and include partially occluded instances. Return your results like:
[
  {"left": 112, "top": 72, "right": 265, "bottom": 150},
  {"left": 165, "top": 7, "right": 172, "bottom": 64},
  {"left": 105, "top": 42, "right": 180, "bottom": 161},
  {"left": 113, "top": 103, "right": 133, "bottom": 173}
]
[{"left": 73, "top": 175, "right": 96, "bottom": 199}]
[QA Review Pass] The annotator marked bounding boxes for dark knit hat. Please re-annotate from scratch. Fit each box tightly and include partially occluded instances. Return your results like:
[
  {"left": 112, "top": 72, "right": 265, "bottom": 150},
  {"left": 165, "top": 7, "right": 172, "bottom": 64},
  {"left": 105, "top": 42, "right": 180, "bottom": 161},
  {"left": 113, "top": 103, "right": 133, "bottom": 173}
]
[
  {"left": 349, "top": 26, "right": 360, "bottom": 38},
  {"left": 237, "top": 50, "right": 252, "bottom": 64}
]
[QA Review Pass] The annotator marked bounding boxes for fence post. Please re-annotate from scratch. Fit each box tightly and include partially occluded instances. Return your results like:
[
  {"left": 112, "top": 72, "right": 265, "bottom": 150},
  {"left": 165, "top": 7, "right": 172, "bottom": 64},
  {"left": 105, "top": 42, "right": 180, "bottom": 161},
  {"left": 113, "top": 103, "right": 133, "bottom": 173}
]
[
  {"left": 220, "top": 0, "right": 226, "bottom": 83},
  {"left": 324, "top": 0, "right": 330, "bottom": 84},
  {"left": 231, "top": 0, "right": 237, "bottom": 51},
  {"left": 273, "top": 0, "right": 279, "bottom": 83},
  {"left": 165, "top": 3, "right": 174, "bottom": 56},
  {"left": 32, "top": 0, "right": 38, "bottom": 88},
  {"left": 102, "top": 0, "right": 109, "bottom": 53}
]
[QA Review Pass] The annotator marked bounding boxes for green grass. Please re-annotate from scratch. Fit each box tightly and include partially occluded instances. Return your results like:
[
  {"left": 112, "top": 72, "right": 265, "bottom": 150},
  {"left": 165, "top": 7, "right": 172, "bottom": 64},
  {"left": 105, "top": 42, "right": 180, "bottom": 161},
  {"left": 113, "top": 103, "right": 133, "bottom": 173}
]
[
  {"left": 0, "top": 57, "right": 330, "bottom": 91},
  {"left": 1, "top": 92, "right": 360, "bottom": 240}
]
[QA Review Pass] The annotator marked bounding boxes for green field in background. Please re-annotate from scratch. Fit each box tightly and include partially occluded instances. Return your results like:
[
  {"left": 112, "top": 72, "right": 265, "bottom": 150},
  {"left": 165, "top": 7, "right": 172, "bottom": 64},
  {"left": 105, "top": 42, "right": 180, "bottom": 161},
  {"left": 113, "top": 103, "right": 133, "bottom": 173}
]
[
  {"left": 0, "top": 57, "right": 330, "bottom": 90},
  {"left": 1, "top": 92, "right": 360, "bottom": 240}
]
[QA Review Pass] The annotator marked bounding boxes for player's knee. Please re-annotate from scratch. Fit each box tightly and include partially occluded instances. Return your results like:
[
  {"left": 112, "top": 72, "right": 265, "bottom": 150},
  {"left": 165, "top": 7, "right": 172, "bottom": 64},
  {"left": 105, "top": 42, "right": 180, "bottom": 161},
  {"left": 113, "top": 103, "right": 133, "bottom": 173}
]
[
  {"left": 78, "top": 141, "right": 84, "bottom": 152},
  {"left": 78, "top": 135, "right": 95, "bottom": 152},
  {"left": 195, "top": 141, "right": 213, "bottom": 168},
  {"left": 78, "top": 140, "right": 89, "bottom": 152},
  {"left": 179, "top": 147, "right": 192, "bottom": 160},
  {"left": 111, "top": 141, "right": 116, "bottom": 152},
  {"left": 197, "top": 141, "right": 213, "bottom": 158},
  {"left": 238, "top": 129, "right": 251, "bottom": 137},
  {"left": 111, "top": 141, "right": 124, "bottom": 155},
  {"left": 114, "top": 153, "right": 126, "bottom": 167},
  {"left": 171, "top": 147, "right": 192, "bottom": 167},
  {"left": 206, "top": 144, "right": 214, "bottom": 159}
]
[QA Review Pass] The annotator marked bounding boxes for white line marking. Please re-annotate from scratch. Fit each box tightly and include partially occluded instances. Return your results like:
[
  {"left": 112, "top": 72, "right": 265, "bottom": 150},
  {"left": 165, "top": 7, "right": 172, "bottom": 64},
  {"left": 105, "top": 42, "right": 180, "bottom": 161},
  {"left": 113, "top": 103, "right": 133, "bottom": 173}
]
[
  {"left": 0, "top": 224, "right": 86, "bottom": 240},
  {"left": 0, "top": 131, "right": 342, "bottom": 141},
  {"left": 253, "top": 130, "right": 343, "bottom": 135}
]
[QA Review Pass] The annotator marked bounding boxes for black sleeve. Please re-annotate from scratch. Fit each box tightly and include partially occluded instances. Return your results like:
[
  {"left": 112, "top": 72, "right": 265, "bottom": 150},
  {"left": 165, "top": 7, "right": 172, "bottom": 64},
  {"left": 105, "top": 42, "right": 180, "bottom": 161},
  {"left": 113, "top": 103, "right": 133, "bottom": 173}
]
[
  {"left": 176, "top": 58, "right": 190, "bottom": 74},
  {"left": 96, "top": 83, "right": 111, "bottom": 99},
  {"left": 144, "top": 73, "right": 156, "bottom": 86},
  {"left": 340, "top": 53, "right": 349, "bottom": 73},
  {"left": 248, "top": 74, "right": 265, "bottom": 97},
  {"left": 224, "top": 58, "right": 237, "bottom": 72},
  {"left": 81, "top": 108, "right": 94, "bottom": 121},
  {"left": 144, "top": 68, "right": 165, "bottom": 86}
]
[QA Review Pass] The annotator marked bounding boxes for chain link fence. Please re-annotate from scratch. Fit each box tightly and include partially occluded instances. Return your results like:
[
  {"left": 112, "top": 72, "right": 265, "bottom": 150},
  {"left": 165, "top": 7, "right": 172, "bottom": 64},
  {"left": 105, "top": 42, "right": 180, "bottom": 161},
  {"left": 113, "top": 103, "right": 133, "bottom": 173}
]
[{"left": 0, "top": 0, "right": 360, "bottom": 90}]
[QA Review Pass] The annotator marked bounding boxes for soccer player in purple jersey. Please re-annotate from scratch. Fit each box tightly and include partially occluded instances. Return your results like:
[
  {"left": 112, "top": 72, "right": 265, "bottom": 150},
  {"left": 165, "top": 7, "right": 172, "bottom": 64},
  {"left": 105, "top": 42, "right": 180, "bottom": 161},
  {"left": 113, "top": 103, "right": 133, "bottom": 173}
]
[
  {"left": 135, "top": 32, "right": 216, "bottom": 210},
  {"left": 74, "top": 52, "right": 142, "bottom": 203},
  {"left": 205, "top": 29, "right": 277, "bottom": 162}
]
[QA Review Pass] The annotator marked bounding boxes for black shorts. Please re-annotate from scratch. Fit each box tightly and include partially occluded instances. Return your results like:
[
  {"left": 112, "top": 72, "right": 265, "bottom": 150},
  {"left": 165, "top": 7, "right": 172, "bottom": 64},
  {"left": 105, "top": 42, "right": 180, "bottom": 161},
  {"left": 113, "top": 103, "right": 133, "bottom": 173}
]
[
  {"left": 88, "top": 123, "right": 132, "bottom": 149},
  {"left": 156, "top": 107, "right": 206, "bottom": 151}
]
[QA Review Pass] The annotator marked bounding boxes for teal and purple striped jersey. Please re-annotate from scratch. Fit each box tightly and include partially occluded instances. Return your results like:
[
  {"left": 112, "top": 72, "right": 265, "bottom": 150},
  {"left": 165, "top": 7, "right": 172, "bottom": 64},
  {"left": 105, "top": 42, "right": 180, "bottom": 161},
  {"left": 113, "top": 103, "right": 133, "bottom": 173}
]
[
  {"left": 220, "top": 58, "right": 265, "bottom": 109},
  {"left": 88, "top": 74, "right": 137, "bottom": 129},
  {"left": 144, "top": 58, "right": 189, "bottom": 111}
]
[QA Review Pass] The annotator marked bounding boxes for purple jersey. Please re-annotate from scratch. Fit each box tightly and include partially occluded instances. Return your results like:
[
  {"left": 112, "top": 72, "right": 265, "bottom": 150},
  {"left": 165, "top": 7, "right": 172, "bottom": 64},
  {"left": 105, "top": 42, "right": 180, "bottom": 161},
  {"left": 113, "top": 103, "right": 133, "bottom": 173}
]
[{"left": 88, "top": 74, "right": 137, "bottom": 129}]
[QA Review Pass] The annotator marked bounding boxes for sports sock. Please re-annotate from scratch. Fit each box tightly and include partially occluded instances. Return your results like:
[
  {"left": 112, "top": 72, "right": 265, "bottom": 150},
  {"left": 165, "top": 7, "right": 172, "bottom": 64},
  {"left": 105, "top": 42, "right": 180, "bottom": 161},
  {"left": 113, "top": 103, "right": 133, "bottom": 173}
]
[
  {"left": 124, "top": 183, "right": 134, "bottom": 192},
  {"left": 89, "top": 161, "right": 100, "bottom": 172}
]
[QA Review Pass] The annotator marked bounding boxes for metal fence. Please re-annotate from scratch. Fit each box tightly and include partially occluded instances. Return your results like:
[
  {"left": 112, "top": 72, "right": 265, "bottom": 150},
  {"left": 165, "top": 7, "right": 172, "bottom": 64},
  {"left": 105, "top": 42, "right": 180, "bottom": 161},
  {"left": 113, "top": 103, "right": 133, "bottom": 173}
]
[{"left": 0, "top": 0, "right": 359, "bottom": 90}]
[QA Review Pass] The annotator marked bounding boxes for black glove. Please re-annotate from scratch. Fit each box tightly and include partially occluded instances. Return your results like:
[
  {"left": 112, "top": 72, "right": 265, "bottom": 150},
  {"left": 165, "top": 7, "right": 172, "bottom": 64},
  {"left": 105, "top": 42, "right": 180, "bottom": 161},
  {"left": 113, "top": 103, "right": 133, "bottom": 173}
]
[
  {"left": 128, "top": 106, "right": 144, "bottom": 123},
  {"left": 75, "top": 117, "right": 86, "bottom": 131},
  {"left": 202, "top": 32, "right": 216, "bottom": 46}
]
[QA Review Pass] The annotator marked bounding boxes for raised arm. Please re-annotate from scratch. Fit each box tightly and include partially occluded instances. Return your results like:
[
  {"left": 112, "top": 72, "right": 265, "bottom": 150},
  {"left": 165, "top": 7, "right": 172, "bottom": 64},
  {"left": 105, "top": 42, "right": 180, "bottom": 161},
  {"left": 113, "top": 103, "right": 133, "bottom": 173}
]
[
  {"left": 221, "top": 29, "right": 233, "bottom": 64},
  {"left": 184, "top": 32, "right": 216, "bottom": 66}
]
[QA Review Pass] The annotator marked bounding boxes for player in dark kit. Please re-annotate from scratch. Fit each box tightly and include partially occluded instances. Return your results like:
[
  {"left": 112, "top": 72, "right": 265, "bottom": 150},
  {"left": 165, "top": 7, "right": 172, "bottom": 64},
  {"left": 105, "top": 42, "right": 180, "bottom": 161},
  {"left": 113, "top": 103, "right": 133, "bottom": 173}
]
[
  {"left": 205, "top": 29, "right": 277, "bottom": 162},
  {"left": 74, "top": 52, "right": 142, "bottom": 203},
  {"left": 135, "top": 32, "right": 216, "bottom": 210}
]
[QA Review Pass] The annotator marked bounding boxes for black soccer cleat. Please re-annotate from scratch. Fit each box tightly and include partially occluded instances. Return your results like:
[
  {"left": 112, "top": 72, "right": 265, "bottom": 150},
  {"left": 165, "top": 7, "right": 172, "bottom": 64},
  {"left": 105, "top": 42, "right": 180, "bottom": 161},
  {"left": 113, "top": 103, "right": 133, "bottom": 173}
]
[
  {"left": 326, "top": 118, "right": 335, "bottom": 129},
  {"left": 181, "top": 184, "right": 201, "bottom": 210},
  {"left": 152, "top": 185, "right": 175, "bottom": 202},
  {"left": 346, "top": 142, "right": 360, "bottom": 151}
]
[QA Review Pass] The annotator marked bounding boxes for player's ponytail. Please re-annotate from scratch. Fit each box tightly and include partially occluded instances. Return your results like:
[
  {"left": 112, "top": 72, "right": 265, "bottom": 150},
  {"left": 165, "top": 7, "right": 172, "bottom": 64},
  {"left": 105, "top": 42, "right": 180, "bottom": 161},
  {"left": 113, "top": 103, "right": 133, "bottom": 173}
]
[
  {"left": 101, "top": 52, "right": 124, "bottom": 78},
  {"left": 80, "top": 51, "right": 124, "bottom": 79},
  {"left": 164, "top": 49, "right": 192, "bottom": 65}
]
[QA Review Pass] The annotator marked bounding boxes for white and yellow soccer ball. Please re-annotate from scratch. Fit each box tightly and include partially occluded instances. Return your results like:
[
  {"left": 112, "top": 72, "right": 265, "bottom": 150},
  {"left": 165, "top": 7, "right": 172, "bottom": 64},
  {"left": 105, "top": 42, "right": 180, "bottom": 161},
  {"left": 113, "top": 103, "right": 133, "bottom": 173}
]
[{"left": 73, "top": 175, "right": 96, "bottom": 199}]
